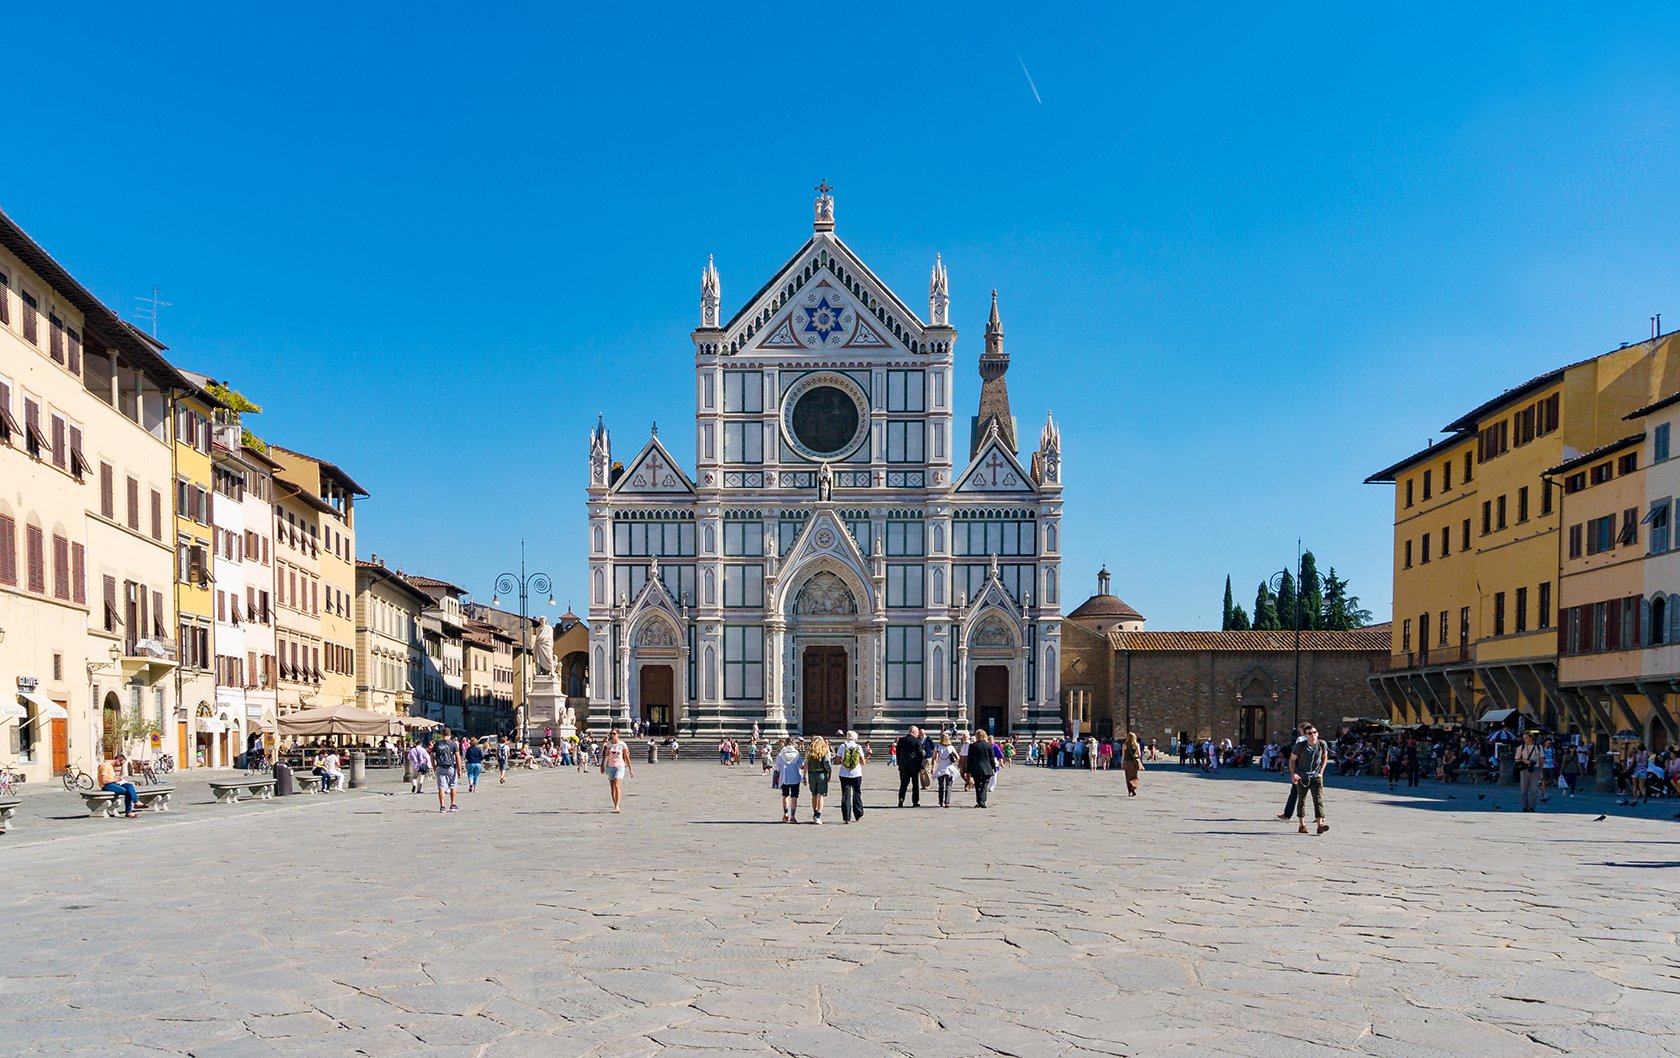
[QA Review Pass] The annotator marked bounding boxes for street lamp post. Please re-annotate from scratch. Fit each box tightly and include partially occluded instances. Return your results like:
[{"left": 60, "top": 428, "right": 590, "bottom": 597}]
[
  {"left": 492, "top": 540, "right": 553, "bottom": 747},
  {"left": 1267, "top": 563, "right": 1304, "bottom": 732}
]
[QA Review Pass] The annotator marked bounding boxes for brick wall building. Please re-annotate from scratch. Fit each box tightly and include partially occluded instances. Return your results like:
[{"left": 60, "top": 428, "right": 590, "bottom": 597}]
[{"left": 1059, "top": 571, "right": 1390, "bottom": 745}]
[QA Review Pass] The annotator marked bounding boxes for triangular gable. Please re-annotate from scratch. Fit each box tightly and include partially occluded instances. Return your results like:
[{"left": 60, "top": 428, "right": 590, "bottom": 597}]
[
  {"left": 960, "top": 561, "right": 1025, "bottom": 639},
  {"left": 954, "top": 434, "right": 1035, "bottom": 495},
  {"left": 612, "top": 436, "right": 694, "bottom": 496},
  {"left": 720, "top": 235, "right": 930, "bottom": 357},
  {"left": 624, "top": 565, "right": 685, "bottom": 635},
  {"left": 769, "top": 507, "right": 877, "bottom": 613}
]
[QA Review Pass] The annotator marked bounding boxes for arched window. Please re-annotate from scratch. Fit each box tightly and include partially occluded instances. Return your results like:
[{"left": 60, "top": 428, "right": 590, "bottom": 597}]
[
  {"left": 1654, "top": 595, "right": 1669, "bottom": 645},
  {"left": 592, "top": 569, "right": 604, "bottom": 604},
  {"left": 593, "top": 645, "right": 605, "bottom": 687},
  {"left": 932, "top": 524, "right": 945, "bottom": 553},
  {"left": 1670, "top": 594, "right": 1680, "bottom": 645},
  {"left": 704, "top": 645, "right": 717, "bottom": 699},
  {"left": 931, "top": 647, "right": 944, "bottom": 699},
  {"left": 592, "top": 525, "right": 604, "bottom": 553},
  {"left": 703, "top": 569, "right": 716, "bottom": 605},
  {"left": 1044, "top": 647, "right": 1057, "bottom": 699},
  {"left": 1046, "top": 524, "right": 1058, "bottom": 552},
  {"left": 1046, "top": 568, "right": 1058, "bottom": 605},
  {"left": 703, "top": 525, "right": 716, "bottom": 553},
  {"left": 931, "top": 567, "right": 945, "bottom": 605}
]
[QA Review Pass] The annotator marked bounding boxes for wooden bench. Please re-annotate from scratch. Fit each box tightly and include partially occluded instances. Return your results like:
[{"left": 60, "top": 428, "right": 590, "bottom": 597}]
[
  {"left": 76, "top": 786, "right": 173, "bottom": 817},
  {"left": 209, "top": 778, "right": 277, "bottom": 804},
  {"left": 0, "top": 797, "right": 18, "bottom": 832}
]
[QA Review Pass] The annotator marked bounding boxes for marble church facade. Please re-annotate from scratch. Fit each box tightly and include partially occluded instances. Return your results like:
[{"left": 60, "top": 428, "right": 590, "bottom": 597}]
[{"left": 586, "top": 189, "right": 1064, "bottom": 740}]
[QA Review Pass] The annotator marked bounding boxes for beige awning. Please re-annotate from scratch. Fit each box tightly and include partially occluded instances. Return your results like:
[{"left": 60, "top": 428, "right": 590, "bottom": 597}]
[
  {"left": 21, "top": 693, "right": 68, "bottom": 720},
  {"left": 276, "top": 702, "right": 394, "bottom": 738}
]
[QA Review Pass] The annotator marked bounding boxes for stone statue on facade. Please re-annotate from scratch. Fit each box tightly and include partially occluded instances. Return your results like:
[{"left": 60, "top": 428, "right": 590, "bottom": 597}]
[
  {"left": 817, "top": 461, "right": 833, "bottom": 501},
  {"left": 533, "top": 616, "right": 556, "bottom": 676}
]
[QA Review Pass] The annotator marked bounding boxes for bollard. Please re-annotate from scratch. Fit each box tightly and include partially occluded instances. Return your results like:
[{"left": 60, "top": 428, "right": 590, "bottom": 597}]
[
  {"left": 349, "top": 750, "right": 366, "bottom": 789},
  {"left": 1594, "top": 757, "right": 1617, "bottom": 794},
  {"left": 1498, "top": 745, "right": 1515, "bottom": 786}
]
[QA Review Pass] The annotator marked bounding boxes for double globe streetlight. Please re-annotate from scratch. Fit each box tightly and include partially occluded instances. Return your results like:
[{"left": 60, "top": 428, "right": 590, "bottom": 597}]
[{"left": 491, "top": 541, "right": 553, "bottom": 746}]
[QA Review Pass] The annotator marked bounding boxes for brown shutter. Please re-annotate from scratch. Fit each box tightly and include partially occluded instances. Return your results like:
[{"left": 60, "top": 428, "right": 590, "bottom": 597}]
[
  {"left": 48, "top": 314, "right": 64, "bottom": 363},
  {"left": 0, "top": 514, "right": 15, "bottom": 586},
  {"left": 71, "top": 543, "right": 85, "bottom": 604},
  {"left": 21, "top": 291, "right": 37, "bottom": 344},
  {"left": 103, "top": 575, "right": 117, "bottom": 631},
  {"left": 50, "top": 416, "right": 65, "bottom": 468},
  {"left": 0, "top": 272, "right": 9, "bottom": 325},
  {"left": 99, "top": 463, "right": 114, "bottom": 517},
  {"left": 26, "top": 523, "right": 45, "bottom": 592},
  {"left": 52, "top": 533, "right": 70, "bottom": 599},
  {"left": 126, "top": 476, "right": 140, "bottom": 530},
  {"left": 152, "top": 590, "right": 164, "bottom": 637},
  {"left": 151, "top": 490, "right": 163, "bottom": 540},
  {"left": 67, "top": 328, "right": 81, "bottom": 376}
]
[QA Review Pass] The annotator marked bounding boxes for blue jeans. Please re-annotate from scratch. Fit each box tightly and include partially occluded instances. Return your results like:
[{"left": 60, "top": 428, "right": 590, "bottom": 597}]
[
  {"left": 103, "top": 782, "right": 139, "bottom": 812},
  {"left": 467, "top": 762, "right": 482, "bottom": 786}
]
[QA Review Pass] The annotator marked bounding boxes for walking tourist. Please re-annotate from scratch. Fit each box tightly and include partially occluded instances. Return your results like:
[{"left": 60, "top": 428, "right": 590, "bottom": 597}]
[
  {"left": 837, "top": 729, "right": 867, "bottom": 822},
  {"left": 968, "top": 730, "right": 998, "bottom": 808},
  {"left": 775, "top": 739, "right": 805, "bottom": 823},
  {"left": 1515, "top": 731, "right": 1543, "bottom": 812},
  {"left": 933, "top": 732, "right": 960, "bottom": 807},
  {"left": 1122, "top": 732, "right": 1143, "bottom": 796},
  {"left": 497, "top": 738, "right": 511, "bottom": 784},
  {"left": 1289, "top": 724, "right": 1329, "bottom": 834},
  {"left": 601, "top": 728, "right": 634, "bottom": 813},
  {"left": 432, "top": 728, "right": 461, "bottom": 813},
  {"left": 1559, "top": 740, "right": 1580, "bottom": 796},
  {"left": 407, "top": 740, "right": 432, "bottom": 794},
  {"left": 806, "top": 736, "right": 832, "bottom": 823},
  {"left": 98, "top": 755, "right": 141, "bottom": 817},
  {"left": 1277, "top": 725, "right": 1309, "bottom": 821},
  {"left": 1541, "top": 738, "right": 1558, "bottom": 801},
  {"left": 464, "top": 738, "right": 485, "bottom": 792},
  {"left": 896, "top": 726, "right": 926, "bottom": 807}
]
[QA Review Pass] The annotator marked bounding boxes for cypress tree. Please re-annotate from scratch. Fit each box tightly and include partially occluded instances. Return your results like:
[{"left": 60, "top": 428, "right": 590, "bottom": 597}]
[
  {"left": 1222, "top": 575, "right": 1235, "bottom": 631},
  {"left": 1299, "top": 552, "right": 1324, "bottom": 631},
  {"left": 1253, "top": 582, "right": 1280, "bottom": 630},
  {"left": 1276, "top": 570, "right": 1298, "bottom": 632},
  {"left": 1228, "top": 604, "right": 1251, "bottom": 630}
]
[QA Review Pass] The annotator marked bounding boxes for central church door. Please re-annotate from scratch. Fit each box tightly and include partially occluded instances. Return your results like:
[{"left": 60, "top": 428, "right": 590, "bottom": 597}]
[
  {"left": 640, "top": 665, "right": 673, "bottom": 736},
  {"left": 801, "top": 647, "right": 847, "bottom": 735},
  {"left": 975, "top": 665, "right": 1009, "bottom": 736}
]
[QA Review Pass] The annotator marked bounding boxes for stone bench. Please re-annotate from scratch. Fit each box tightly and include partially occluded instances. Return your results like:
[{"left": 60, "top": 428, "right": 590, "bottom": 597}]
[
  {"left": 293, "top": 775, "right": 322, "bottom": 794},
  {"left": 209, "top": 778, "right": 277, "bottom": 804},
  {"left": 77, "top": 786, "right": 174, "bottom": 817},
  {"left": 0, "top": 797, "right": 18, "bottom": 832}
]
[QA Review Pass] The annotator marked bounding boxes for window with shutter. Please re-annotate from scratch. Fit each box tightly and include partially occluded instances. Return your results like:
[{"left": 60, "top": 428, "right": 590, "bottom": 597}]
[
  {"left": 68, "top": 425, "right": 85, "bottom": 480},
  {"left": 150, "top": 490, "right": 163, "bottom": 540},
  {"left": 52, "top": 533, "right": 70, "bottom": 599},
  {"left": 0, "top": 270, "right": 9, "bottom": 325},
  {"left": 100, "top": 464, "right": 114, "bottom": 517},
  {"left": 67, "top": 328, "right": 81, "bottom": 376},
  {"left": 50, "top": 414, "right": 66, "bottom": 469},
  {"left": 0, "top": 379, "right": 15, "bottom": 445},
  {"left": 26, "top": 523, "right": 45, "bottom": 593},
  {"left": 23, "top": 398, "right": 44, "bottom": 459},
  {"left": 152, "top": 591, "right": 164, "bottom": 637},
  {"left": 21, "top": 291, "right": 38, "bottom": 344},
  {"left": 127, "top": 477, "right": 140, "bottom": 530},
  {"left": 0, "top": 514, "right": 15, "bottom": 585},
  {"left": 49, "top": 314, "right": 64, "bottom": 364},
  {"left": 103, "top": 575, "right": 118, "bottom": 631},
  {"left": 71, "top": 543, "right": 85, "bottom": 604}
]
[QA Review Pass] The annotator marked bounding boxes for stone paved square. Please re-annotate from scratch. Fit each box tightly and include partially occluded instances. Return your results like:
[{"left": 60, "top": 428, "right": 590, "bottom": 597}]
[{"left": 2, "top": 761, "right": 1677, "bottom": 1057}]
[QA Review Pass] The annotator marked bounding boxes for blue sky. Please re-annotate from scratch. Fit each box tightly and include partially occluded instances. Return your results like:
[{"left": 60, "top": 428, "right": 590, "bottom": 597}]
[{"left": 6, "top": 3, "right": 1679, "bottom": 627}]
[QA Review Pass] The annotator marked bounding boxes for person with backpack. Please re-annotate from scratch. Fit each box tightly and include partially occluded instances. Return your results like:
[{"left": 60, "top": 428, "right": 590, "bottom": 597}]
[
  {"left": 431, "top": 729, "right": 461, "bottom": 813},
  {"left": 836, "top": 730, "right": 867, "bottom": 823},
  {"left": 805, "top": 736, "right": 833, "bottom": 824},
  {"left": 932, "top": 732, "right": 961, "bottom": 807},
  {"left": 407, "top": 740, "right": 432, "bottom": 795},
  {"left": 496, "top": 737, "right": 511, "bottom": 784}
]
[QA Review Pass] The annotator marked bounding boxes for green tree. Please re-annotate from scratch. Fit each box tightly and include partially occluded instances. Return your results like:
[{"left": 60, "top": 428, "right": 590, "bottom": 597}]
[
  {"left": 1253, "top": 582, "right": 1280, "bottom": 630},
  {"left": 1299, "top": 552, "right": 1324, "bottom": 631},
  {"left": 1221, "top": 575, "right": 1235, "bottom": 631},
  {"left": 1275, "top": 570, "right": 1298, "bottom": 631},
  {"left": 1321, "top": 568, "right": 1373, "bottom": 630},
  {"left": 1228, "top": 603, "right": 1251, "bottom": 630}
]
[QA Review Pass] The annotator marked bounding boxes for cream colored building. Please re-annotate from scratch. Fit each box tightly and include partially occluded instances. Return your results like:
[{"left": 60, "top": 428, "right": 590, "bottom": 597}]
[
  {"left": 273, "top": 477, "right": 327, "bottom": 715},
  {"left": 355, "top": 558, "right": 426, "bottom": 717},
  {"left": 1, "top": 209, "right": 185, "bottom": 782},
  {"left": 270, "top": 448, "right": 363, "bottom": 711}
]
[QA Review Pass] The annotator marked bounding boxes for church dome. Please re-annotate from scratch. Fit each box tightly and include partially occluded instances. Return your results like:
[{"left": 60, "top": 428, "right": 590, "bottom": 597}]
[{"left": 1067, "top": 567, "right": 1145, "bottom": 630}]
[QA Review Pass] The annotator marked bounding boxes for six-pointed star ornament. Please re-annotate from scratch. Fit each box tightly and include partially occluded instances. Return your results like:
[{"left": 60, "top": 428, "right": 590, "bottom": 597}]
[{"left": 801, "top": 296, "right": 848, "bottom": 342}]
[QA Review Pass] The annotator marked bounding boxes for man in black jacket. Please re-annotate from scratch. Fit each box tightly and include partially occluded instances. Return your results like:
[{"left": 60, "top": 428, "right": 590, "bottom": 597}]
[
  {"left": 967, "top": 730, "right": 999, "bottom": 807},
  {"left": 896, "top": 726, "right": 927, "bottom": 807}
]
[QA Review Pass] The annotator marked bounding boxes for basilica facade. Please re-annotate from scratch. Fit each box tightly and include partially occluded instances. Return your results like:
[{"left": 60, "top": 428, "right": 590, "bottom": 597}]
[{"left": 585, "top": 189, "right": 1064, "bottom": 740}]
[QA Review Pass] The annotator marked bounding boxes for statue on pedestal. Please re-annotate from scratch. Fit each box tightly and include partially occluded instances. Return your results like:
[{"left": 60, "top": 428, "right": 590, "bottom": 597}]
[{"left": 533, "top": 616, "right": 556, "bottom": 677}]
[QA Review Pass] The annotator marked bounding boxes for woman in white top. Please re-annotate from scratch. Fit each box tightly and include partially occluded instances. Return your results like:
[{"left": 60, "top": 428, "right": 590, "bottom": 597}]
[
  {"left": 600, "top": 729, "right": 635, "bottom": 813},
  {"left": 775, "top": 739, "right": 805, "bottom": 823},
  {"left": 932, "top": 733, "right": 961, "bottom": 808}
]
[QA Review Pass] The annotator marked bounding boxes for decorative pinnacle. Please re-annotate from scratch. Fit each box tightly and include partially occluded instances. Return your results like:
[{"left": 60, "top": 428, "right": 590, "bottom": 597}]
[
  {"left": 700, "top": 255, "right": 721, "bottom": 328},
  {"left": 813, "top": 180, "right": 835, "bottom": 231},
  {"left": 929, "top": 253, "right": 949, "bottom": 326},
  {"left": 983, "top": 289, "right": 1007, "bottom": 362}
]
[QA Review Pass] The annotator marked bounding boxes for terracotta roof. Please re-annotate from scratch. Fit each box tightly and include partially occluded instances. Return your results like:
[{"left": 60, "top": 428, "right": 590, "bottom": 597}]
[
  {"left": 403, "top": 573, "right": 469, "bottom": 597},
  {"left": 1545, "top": 432, "right": 1644, "bottom": 477},
  {"left": 1108, "top": 623, "right": 1392, "bottom": 653},
  {"left": 355, "top": 560, "right": 432, "bottom": 608},
  {"left": 1626, "top": 388, "right": 1680, "bottom": 421},
  {"left": 1365, "top": 431, "right": 1472, "bottom": 484},
  {"left": 270, "top": 444, "right": 370, "bottom": 497},
  {"left": 1068, "top": 593, "right": 1145, "bottom": 622}
]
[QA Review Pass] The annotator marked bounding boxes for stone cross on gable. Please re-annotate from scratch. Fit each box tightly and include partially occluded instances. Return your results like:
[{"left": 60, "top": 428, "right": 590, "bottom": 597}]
[{"left": 985, "top": 452, "right": 1006, "bottom": 485}]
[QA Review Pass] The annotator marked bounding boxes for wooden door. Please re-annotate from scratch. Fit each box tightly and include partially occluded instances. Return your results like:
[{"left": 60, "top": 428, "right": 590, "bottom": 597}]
[
  {"left": 50, "top": 718, "right": 69, "bottom": 773},
  {"left": 975, "top": 665, "right": 1009, "bottom": 736},
  {"left": 640, "top": 665, "right": 673, "bottom": 736},
  {"left": 801, "top": 647, "right": 847, "bottom": 735},
  {"left": 177, "top": 721, "right": 189, "bottom": 766}
]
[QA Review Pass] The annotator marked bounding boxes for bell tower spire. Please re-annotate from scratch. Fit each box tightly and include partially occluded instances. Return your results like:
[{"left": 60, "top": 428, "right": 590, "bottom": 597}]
[
  {"left": 929, "top": 253, "right": 949, "bottom": 326},
  {"left": 699, "top": 254, "right": 721, "bottom": 328},
  {"left": 971, "top": 289, "right": 1017, "bottom": 457}
]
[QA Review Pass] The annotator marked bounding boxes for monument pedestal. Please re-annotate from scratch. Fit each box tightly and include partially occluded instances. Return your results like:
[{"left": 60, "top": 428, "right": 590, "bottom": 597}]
[{"left": 527, "top": 676, "right": 576, "bottom": 744}]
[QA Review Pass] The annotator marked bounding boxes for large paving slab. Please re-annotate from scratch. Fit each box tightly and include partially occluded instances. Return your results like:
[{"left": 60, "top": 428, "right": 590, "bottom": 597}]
[{"left": 1, "top": 760, "right": 1676, "bottom": 1057}]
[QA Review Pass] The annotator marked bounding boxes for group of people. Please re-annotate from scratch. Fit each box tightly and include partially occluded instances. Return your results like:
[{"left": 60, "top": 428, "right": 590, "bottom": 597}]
[
  {"left": 405, "top": 731, "right": 512, "bottom": 811},
  {"left": 760, "top": 726, "right": 1007, "bottom": 822}
]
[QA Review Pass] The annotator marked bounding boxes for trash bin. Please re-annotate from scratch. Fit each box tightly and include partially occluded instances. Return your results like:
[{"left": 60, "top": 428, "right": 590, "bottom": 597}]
[
  {"left": 273, "top": 761, "right": 297, "bottom": 796},
  {"left": 647, "top": 742, "right": 658, "bottom": 764},
  {"left": 349, "top": 750, "right": 366, "bottom": 789}
]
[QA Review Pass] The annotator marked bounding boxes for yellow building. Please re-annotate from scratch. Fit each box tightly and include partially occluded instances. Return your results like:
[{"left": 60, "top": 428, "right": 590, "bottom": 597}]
[
  {"left": 1554, "top": 378, "right": 1680, "bottom": 752},
  {"left": 1368, "top": 332, "right": 1680, "bottom": 739},
  {"left": 270, "top": 447, "right": 365, "bottom": 709},
  {"left": 171, "top": 377, "right": 224, "bottom": 768}
]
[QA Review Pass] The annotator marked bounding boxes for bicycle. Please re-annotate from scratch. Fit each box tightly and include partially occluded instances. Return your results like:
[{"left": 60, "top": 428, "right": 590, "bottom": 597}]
[
  {"left": 136, "top": 761, "right": 161, "bottom": 786},
  {"left": 155, "top": 754, "right": 176, "bottom": 776},
  {"left": 0, "top": 765, "right": 16, "bottom": 796},
  {"left": 62, "top": 764, "right": 95, "bottom": 792}
]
